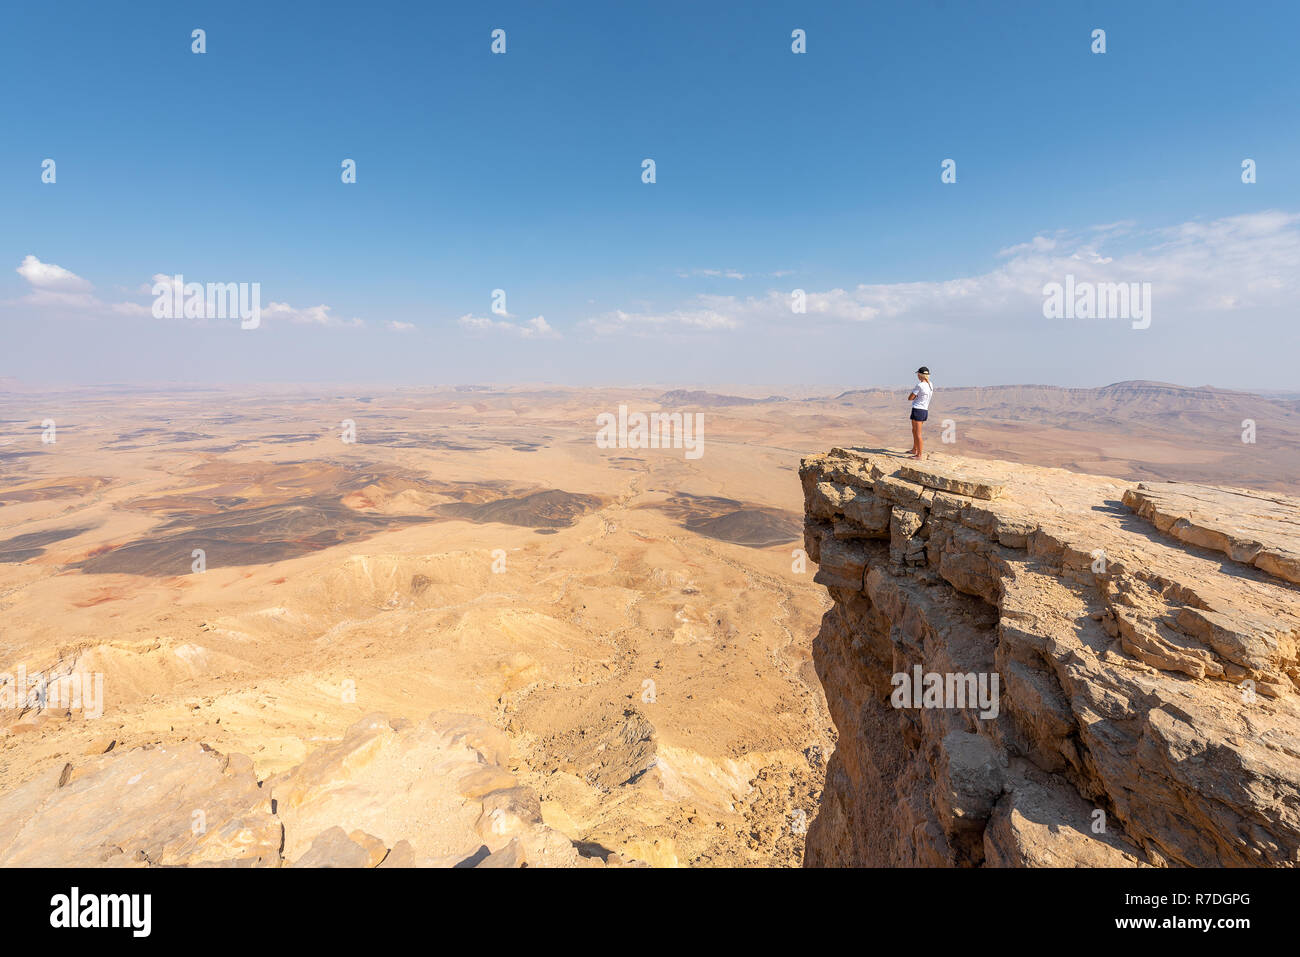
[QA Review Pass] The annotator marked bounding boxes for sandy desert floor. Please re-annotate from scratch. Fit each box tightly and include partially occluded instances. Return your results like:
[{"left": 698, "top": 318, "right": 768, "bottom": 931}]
[{"left": 1, "top": 381, "right": 1296, "bottom": 865}]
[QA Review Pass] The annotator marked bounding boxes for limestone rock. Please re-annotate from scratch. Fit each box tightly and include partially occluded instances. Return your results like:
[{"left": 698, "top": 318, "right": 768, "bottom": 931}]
[
  {"left": 801, "top": 448, "right": 1300, "bottom": 868},
  {"left": 377, "top": 840, "right": 416, "bottom": 868},
  {"left": 270, "top": 711, "right": 611, "bottom": 867},
  {"left": 983, "top": 771, "right": 1147, "bottom": 868},
  {"left": 1123, "top": 482, "right": 1300, "bottom": 585},
  {"left": 0, "top": 711, "right": 634, "bottom": 868},
  {"left": 292, "top": 826, "right": 386, "bottom": 868},
  {"left": 897, "top": 462, "right": 1005, "bottom": 500},
  {"left": 0, "top": 743, "right": 281, "bottom": 867},
  {"left": 934, "top": 730, "right": 1005, "bottom": 863}
]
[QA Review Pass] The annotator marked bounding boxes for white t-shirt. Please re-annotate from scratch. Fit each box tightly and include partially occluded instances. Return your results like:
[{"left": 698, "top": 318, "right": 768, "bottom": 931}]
[{"left": 911, "top": 380, "right": 933, "bottom": 410}]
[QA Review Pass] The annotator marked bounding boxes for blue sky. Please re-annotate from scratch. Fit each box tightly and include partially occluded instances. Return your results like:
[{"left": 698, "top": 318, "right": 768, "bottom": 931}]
[{"left": 3, "top": 0, "right": 1298, "bottom": 388}]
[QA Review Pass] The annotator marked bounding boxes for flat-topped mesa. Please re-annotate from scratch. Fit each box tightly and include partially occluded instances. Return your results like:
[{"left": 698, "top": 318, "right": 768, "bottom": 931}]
[{"left": 799, "top": 447, "right": 1300, "bottom": 868}]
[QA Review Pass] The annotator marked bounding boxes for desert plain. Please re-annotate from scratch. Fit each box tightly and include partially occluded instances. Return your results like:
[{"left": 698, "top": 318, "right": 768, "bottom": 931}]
[{"left": 0, "top": 380, "right": 1297, "bottom": 866}]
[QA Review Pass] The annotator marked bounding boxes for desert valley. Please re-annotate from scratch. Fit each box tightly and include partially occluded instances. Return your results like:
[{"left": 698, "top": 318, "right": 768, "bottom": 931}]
[{"left": 0, "top": 380, "right": 1297, "bottom": 867}]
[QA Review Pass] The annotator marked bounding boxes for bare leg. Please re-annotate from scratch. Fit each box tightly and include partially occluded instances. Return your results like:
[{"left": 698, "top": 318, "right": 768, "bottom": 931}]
[{"left": 910, "top": 418, "right": 921, "bottom": 456}]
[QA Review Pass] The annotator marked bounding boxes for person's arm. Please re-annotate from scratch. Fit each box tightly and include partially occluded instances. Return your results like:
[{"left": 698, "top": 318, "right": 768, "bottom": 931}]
[{"left": 907, "top": 384, "right": 919, "bottom": 401}]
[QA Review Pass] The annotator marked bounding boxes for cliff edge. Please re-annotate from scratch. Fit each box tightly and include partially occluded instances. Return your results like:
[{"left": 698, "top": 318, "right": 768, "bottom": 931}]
[{"left": 800, "top": 447, "right": 1300, "bottom": 867}]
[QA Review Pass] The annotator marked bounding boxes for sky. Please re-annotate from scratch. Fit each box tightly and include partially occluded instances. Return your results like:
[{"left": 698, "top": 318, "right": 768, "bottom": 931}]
[{"left": 2, "top": 0, "right": 1298, "bottom": 390}]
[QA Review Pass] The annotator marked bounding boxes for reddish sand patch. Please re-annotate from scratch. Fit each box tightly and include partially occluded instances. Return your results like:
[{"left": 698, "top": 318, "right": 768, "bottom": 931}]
[{"left": 72, "top": 588, "right": 127, "bottom": 608}]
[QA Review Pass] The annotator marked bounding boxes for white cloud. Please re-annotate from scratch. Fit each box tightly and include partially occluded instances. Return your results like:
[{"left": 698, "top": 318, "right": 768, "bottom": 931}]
[
  {"left": 580, "top": 287, "right": 878, "bottom": 335},
  {"left": 259, "top": 301, "right": 365, "bottom": 328},
  {"left": 385, "top": 320, "right": 415, "bottom": 333},
  {"left": 458, "top": 313, "right": 560, "bottom": 339},
  {"left": 581, "top": 301, "right": 743, "bottom": 336},
  {"left": 8, "top": 258, "right": 370, "bottom": 329},
  {"left": 587, "top": 211, "right": 1300, "bottom": 335},
  {"left": 677, "top": 268, "right": 747, "bottom": 280},
  {"left": 997, "top": 235, "right": 1058, "bottom": 258},
  {"left": 146, "top": 275, "right": 364, "bottom": 328},
  {"left": 17, "top": 255, "right": 92, "bottom": 291},
  {"left": 9, "top": 255, "right": 138, "bottom": 317},
  {"left": 522, "top": 316, "right": 557, "bottom": 338},
  {"left": 9, "top": 258, "right": 365, "bottom": 331}
]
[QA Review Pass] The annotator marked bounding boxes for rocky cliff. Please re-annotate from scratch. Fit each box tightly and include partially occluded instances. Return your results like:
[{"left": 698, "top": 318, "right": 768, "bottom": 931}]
[{"left": 800, "top": 448, "right": 1300, "bottom": 867}]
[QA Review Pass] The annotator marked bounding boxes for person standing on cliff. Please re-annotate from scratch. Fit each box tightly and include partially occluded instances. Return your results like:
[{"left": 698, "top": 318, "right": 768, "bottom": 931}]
[{"left": 907, "top": 366, "right": 932, "bottom": 459}]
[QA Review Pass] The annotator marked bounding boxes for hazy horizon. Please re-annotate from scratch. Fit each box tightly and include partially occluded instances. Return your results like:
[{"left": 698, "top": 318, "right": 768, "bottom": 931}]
[{"left": 3, "top": 377, "right": 1299, "bottom": 396}]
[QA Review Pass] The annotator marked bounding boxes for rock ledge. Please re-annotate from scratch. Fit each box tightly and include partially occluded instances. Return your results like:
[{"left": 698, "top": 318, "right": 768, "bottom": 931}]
[{"left": 801, "top": 448, "right": 1300, "bottom": 867}]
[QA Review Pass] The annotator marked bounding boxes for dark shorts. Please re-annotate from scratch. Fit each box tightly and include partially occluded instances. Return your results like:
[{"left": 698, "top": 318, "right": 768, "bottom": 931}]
[{"left": 910, "top": 408, "right": 929, "bottom": 422}]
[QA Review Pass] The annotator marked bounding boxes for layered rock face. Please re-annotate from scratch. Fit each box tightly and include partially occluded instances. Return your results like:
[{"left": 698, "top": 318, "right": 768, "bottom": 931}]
[{"left": 800, "top": 448, "right": 1300, "bottom": 867}]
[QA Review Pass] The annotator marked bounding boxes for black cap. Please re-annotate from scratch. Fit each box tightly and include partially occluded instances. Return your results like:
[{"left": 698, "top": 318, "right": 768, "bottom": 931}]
[{"left": 916, "top": 366, "right": 930, "bottom": 374}]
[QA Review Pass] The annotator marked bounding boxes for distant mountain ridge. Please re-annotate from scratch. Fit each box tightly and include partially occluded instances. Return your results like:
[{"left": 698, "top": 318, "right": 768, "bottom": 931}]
[
  {"left": 832, "top": 380, "right": 1300, "bottom": 416},
  {"left": 835, "top": 380, "right": 1261, "bottom": 400},
  {"left": 656, "top": 389, "right": 789, "bottom": 407}
]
